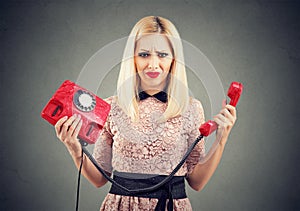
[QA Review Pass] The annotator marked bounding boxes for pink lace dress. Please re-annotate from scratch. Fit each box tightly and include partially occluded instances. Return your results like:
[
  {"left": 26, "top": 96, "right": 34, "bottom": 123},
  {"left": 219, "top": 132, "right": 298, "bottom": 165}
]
[{"left": 93, "top": 96, "right": 205, "bottom": 211}]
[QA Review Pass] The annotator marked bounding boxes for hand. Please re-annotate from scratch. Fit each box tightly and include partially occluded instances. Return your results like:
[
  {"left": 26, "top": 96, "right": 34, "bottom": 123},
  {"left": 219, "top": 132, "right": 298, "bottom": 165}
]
[
  {"left": 55, "top": 114, "right": 83, "bottom": 158},
  {"left": 213, "top": 99, "right": 237, "bottom": 144}
]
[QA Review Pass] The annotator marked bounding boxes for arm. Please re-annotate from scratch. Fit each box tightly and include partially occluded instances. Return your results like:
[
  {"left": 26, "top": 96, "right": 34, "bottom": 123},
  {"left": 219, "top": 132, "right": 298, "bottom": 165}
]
[
  {"left": 186, "top": 100, "right": 237, "bottom": 191},
  {"left": 71, "top": 149, "right": 110, "bottom": 188},
  {"left": 55, "top": 115, "right": 109, "bottom": 188}
]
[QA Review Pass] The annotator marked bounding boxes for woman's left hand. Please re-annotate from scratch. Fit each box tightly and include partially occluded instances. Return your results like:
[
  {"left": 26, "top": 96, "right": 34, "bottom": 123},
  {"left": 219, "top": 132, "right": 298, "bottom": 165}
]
[{"left": 213, "top": 99, "right": 237, "bottom": 144}]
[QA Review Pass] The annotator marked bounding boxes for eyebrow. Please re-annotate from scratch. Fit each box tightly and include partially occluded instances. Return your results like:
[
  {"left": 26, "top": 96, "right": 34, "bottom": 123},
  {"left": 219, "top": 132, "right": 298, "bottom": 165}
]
[{"left": 139, "top": 49, "right": 168, "bottom": 52}]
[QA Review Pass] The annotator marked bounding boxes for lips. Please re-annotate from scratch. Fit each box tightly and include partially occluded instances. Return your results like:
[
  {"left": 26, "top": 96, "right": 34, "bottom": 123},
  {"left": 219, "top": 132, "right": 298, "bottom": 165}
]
[{"left": 146, "top": 72, "right": 160, "bottom": 78}]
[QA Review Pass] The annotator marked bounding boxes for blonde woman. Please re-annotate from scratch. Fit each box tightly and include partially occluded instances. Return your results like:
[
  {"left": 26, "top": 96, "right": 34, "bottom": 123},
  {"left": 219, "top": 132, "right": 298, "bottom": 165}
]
[{"left": 55, "top": 16, "right": 237, "bottom": 210}]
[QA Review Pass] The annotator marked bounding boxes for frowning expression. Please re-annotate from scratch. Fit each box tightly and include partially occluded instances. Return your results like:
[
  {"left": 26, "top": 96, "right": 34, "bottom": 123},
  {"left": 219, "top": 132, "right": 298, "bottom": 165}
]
[{"left": 135, "top": 34, "right": 174, "bottom": 94}]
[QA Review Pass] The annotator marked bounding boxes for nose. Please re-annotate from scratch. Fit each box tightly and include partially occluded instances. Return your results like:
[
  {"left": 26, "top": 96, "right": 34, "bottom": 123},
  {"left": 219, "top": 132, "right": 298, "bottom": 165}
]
[{"left": 148, "top": 55, "right": 159, "bottom": 70}]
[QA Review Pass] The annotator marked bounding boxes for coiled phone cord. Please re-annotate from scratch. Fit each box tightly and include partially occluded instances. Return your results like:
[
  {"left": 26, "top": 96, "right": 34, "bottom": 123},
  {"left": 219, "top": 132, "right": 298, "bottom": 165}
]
[{"left": 76, "top": 134, "right": 203, "bottom": 210}]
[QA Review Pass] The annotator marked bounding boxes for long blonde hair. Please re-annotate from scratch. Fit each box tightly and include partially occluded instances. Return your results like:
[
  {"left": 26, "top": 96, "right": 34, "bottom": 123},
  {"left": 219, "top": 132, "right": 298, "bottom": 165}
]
[{"left": 117, "top": 16, "right": 189, "bottom": 122}]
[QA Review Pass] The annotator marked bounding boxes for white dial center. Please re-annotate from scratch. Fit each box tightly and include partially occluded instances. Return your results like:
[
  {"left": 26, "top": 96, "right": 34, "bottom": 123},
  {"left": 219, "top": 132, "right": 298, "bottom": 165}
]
[{"left": 78, "top": 93, "right": 93, "bottom": 107}]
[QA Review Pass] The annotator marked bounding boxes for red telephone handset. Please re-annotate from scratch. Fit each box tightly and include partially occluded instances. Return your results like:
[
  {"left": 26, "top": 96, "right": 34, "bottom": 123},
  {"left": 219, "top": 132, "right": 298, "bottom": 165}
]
[{"left": 199, "top": 82, "right": 243, "bottom": 137}]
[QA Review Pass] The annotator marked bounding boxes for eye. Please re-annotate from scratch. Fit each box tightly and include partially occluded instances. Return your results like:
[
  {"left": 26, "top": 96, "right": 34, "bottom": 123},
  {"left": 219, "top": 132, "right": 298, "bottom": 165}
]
[
  {"left": 157, "top": 52, "right": 169, "bottom": 58},
  {"left": 138, "top": 52, "right": 150, "bottom": 58}
]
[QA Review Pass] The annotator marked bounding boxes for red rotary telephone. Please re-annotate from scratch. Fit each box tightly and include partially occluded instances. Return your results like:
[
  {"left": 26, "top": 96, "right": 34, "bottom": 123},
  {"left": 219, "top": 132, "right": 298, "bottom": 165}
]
[{"left": 41, "top": 80, "right": 111, "bottom": 144}]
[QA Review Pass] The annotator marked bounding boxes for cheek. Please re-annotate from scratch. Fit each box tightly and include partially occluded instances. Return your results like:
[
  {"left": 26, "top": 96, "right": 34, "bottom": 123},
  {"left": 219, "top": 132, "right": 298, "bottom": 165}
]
[
  {"left": 161, "top": 59, "right": 173, "bottom": 71},
  {"left": 135, "top": 59, "right": 148, "bottom": 72}
]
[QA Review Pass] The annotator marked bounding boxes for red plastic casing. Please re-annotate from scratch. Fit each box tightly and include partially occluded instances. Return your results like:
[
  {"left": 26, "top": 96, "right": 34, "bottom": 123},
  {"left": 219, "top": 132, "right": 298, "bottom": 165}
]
[
  {"left": 228, "top": 82, "right": 243, "bottom": 107},
  {"left": 199, "top": 81, "right": 243, "bottom": 137},
  {"left": 41, "top": 80, "right": 111, "bottom": 144}
]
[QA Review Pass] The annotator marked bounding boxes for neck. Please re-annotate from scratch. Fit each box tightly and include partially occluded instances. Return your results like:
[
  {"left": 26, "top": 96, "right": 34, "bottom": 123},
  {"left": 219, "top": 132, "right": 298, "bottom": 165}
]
[
  {"left": 143, "top": 89, "right": 162, "bottom": 95},
  {"left": 140, "top": 83, "right": 167, "bottom": 96}
]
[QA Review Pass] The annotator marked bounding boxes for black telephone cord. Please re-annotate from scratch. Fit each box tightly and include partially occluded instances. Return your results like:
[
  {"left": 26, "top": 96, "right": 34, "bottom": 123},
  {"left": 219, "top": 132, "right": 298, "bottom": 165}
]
[{"left": 75, "top": 135, "right": 203, "bottom": 210}]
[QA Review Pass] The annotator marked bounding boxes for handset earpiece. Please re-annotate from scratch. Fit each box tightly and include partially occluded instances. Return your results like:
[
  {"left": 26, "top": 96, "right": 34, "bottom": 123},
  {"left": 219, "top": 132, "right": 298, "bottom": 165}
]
[
  {"left": 199, "top": 82, "right": 243, "bottom": 137},
  {"left": 227, "top": 81, "right": 243, "bottom": 107}
]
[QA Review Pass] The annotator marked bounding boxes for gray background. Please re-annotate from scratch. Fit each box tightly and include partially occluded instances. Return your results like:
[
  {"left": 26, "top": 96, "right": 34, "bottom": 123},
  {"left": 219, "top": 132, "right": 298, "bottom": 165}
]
[{"left": 1, "top": 0, "right": 299, "bottom": 210}]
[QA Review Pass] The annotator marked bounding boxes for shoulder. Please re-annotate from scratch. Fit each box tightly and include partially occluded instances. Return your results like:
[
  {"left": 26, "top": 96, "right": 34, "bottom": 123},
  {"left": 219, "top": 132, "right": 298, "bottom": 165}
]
[
  {"left": 103, "top": 95, "right": 117, "bottom": 105},
  {"left": 186, "top": 97, "right": 205, "bottom": 122},
  {"left": 188, "top": 97, "right": 204, "bottom": 112},
  {"left": 102, "top": 96, "right": 118, "bottom": 118},
  {"left": 102, "top": 95, "right": 124, "bottom": 117}
]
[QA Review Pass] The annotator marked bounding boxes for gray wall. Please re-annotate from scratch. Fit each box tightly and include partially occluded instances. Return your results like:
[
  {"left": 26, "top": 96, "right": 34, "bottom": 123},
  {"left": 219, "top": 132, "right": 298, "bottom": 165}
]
[{"left": 1, "top": 0, "right": 299, "bottom": 210}]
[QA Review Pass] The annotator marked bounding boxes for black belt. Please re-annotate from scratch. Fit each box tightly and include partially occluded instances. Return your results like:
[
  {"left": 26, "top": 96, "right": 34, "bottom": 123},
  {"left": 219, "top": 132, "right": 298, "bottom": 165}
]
[{"left": 109, "top": 171, "right": 187, "bottom": 211}]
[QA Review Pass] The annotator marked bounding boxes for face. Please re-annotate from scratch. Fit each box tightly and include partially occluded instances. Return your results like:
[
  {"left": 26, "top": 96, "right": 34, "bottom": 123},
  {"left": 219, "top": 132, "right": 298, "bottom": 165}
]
[{"left": 134, "top": 34, "right": 174, "bottom": 95}]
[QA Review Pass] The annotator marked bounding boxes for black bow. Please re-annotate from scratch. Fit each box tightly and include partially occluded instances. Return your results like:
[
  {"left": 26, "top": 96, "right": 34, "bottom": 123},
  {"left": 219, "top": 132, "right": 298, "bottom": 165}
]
[{"left": 138, "top": 91, "right": 168, "bottom": 103}]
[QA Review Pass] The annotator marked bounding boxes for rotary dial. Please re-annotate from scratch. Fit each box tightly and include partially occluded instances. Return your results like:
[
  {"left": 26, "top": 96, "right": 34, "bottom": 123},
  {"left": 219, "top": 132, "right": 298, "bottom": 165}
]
[{"left": 73, "top": 90, "right": 96, "bottom": 112}]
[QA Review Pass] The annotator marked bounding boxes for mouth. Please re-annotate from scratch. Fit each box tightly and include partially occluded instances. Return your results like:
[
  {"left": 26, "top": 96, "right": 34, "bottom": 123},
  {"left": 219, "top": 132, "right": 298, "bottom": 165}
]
[{"left": 146, "top": 72, "right": 160, "bottom": 78}]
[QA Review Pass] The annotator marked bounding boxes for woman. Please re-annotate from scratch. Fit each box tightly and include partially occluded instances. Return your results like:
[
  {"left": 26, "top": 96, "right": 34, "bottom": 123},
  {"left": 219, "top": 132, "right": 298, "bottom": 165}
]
[{"left": 55, "top": 16, "right": 237, "bottom": 210}]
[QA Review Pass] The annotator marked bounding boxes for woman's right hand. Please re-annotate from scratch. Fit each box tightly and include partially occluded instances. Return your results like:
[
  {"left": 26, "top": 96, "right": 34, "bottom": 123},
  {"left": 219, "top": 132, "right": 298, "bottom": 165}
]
[{"left": 55, "top": 114, "right": 83, "bottom": 159}]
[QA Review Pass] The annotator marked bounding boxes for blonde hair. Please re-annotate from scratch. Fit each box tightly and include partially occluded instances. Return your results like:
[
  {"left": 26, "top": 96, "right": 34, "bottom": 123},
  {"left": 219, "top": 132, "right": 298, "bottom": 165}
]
[{"left": 117, "top": 16, "right": 189, "bottom": 122}]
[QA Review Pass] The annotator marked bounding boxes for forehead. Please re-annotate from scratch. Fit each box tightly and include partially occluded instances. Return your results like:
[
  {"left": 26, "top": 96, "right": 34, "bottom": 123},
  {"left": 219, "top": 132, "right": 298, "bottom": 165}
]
[{"left": 135, "top": 34, "right": 172, "bottom": 51}]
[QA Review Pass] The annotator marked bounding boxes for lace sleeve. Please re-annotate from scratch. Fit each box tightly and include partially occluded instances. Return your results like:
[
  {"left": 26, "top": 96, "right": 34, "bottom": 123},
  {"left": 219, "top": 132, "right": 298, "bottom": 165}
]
[
  {"left": 185, "top": 98, "right": 206, "bottom": 174},
  {"left": 92, "top": 97, "right": 114, "bottom": 174}
]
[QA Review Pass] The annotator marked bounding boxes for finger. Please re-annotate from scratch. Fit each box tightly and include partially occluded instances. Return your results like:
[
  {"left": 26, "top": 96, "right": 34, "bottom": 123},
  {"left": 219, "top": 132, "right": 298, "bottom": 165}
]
[
  {"left": 68, "top": 115, "right": 81, "bottom": 137},
  {"left": 55, "top": 116, "right": 68, "bottom": 135},
  {"left": 213, "top": 116, "right": 226, "bottom": 129},
  {"left": 220, "top": 108, "right": 235, "bottom": 123},
  {"left": 72, "top": 119, "right": 83, "bottom": 138},
  {"left": 61, "top": 114, "right": 78, "bottom": 138},
  {"left": 225, "top": 104, "right": 237, "bottom": 117},
  {"left": 214, "top": 114, "right": 228, "bottom": 126}
]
